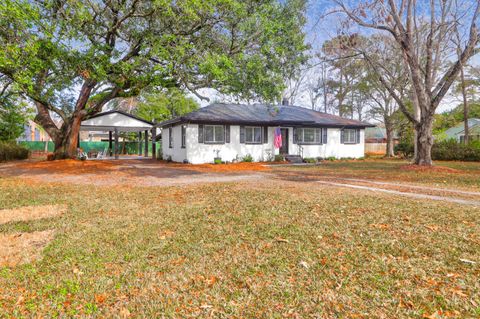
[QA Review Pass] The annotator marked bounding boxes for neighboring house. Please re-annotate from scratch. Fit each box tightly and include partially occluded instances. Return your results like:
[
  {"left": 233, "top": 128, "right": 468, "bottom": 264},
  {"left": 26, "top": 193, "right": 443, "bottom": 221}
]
[
  {"left": 443, "top": 118, "right": 480, "bottom": 143},
  {"left": 157, "top": 103, "right": 373, "bottom": 164},
  {"left": 19, "top": 120, "right": 50, "bottom": 142},
  {"left": 364, "top": 126, "right": 399, "bottom": 154}
]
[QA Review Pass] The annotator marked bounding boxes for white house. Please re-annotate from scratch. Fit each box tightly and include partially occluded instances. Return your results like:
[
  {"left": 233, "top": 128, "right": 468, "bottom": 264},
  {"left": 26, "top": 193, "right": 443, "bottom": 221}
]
[{"left": 158, "top": 103, "right": 374, "bottom": 164}]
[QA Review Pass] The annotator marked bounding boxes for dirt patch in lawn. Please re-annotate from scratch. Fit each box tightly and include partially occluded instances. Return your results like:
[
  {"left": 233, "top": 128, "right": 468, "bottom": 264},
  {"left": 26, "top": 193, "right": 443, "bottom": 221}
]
[
  {"left": 165, "top": 161, "right": 271, "bottom": 173},
  {"left": 0, "top": 230, "right": 54, "bottom": 267},
  {"left": 0, "top": 204, "right": 66, "bottom": 225},
  {"left": 15, "top": 159, "right": 118, "bottom": 173}
]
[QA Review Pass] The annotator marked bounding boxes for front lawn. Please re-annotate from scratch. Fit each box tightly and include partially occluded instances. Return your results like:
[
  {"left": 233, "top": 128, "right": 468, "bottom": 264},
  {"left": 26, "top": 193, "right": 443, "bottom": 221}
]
[{"left": 0, "top": 169, "right": 479, "bottom": 317}]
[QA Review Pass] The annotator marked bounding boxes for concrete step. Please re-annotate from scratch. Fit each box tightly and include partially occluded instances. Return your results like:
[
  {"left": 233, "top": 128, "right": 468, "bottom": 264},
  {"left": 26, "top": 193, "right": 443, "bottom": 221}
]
[{"left": 284, "top": 155, "right": 303, "bottom": 163}]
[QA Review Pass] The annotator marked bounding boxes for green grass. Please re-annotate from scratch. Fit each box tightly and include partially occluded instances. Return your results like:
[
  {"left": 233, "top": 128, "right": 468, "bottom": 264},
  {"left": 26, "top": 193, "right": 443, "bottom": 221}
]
[
  {"left": 273, "top": 159, "right": 480, "bottom": 190},
  {"left": 0, "top": 161, "right": 479, "bottom": 318}
]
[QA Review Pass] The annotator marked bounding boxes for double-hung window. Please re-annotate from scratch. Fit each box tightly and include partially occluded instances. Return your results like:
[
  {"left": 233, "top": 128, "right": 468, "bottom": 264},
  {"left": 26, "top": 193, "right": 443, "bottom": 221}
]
[
  {"left": 245, "top": 126, "right": 262, "bottom": 144},
  {"left": 343, "top": 129, "right": 357, "bottom": 144},
  {"left": 181, "top": 125, "right": 186, "bottom": 148},
  {"left": 204, "top": 125, "right": 225, "bottom": 143},
  {"left": 295, "top": 128, "right": 321, "bottom": 144}
]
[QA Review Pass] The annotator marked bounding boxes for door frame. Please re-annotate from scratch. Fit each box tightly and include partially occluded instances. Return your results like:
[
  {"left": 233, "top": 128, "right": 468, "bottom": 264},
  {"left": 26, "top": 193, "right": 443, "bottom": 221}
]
[{"left": 279, "top": 128, "right": 289, "bottom": 154}]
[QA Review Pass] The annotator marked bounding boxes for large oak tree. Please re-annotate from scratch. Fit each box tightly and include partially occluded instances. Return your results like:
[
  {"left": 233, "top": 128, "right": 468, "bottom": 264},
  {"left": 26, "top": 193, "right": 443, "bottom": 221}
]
[
  {"left": 334, "top": 0, "right": 480, "bottom": 165},
  {"left": 0, "top": 0, "right": 307, "bottom": 158}
]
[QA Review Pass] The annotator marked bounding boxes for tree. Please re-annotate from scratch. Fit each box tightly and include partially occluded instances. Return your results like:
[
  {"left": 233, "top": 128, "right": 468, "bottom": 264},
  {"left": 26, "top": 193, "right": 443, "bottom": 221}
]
[
  {"left": 335, "top": 0, "right": 480, "bottom": 165},
  {"left": 0, "top": 76, "right": 27, "bottom": 141},
  {"left": 135, "top": 88, "right": 199, "bottom": 123},
  {"left": 364, "top": 35, "right": 409, "bottom": 157},
  {"left": 0, "top": 0, "right": 308, "bottom": 159}
]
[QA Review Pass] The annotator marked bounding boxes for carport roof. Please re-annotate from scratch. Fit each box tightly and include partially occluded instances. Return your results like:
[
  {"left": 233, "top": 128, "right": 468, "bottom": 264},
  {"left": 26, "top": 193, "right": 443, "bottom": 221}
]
[{"left": 80, "top": 110, "right": 154, "bottom": 132}]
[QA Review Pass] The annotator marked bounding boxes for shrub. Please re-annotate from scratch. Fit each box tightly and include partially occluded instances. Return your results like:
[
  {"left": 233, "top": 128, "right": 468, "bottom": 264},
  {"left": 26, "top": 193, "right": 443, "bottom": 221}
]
[
  {"left": 395, "top": 142, "right": 414, "bottom": 158},
  {"left": 242, "top": 154, "right": 253, "bottom": 162},
  {"left": 214, "top": 158, "right": 222, "bottom": 164},
  {"left": 274, "top": 154, "right": 284, "bottom": 162},
  {"left": 432, "top": 139, "right": 480, "bottom": 161},
  {"left": 0, "top": 141, "right": 30, "bottom": 162},
  {"left": 303, "top": 157, "right": 316, "bottom": 163},
  {"left": 326, "top": 156, "right": 336, "bottom": 161}
]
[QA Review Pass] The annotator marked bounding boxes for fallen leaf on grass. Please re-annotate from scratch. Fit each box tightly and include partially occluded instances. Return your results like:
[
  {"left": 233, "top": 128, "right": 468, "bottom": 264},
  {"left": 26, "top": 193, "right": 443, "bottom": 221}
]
[
  {"left": 425, "top": 225, "right": 440, "bottom": 231},
  {"left": 275, "top": 237, "right": 289, "bottom": 243},
  {"left": 459, "top": 258, "right": 476, "bottom": 264},
  {"left": 94, "top": 294, "right": 107, "bottom": 304}
]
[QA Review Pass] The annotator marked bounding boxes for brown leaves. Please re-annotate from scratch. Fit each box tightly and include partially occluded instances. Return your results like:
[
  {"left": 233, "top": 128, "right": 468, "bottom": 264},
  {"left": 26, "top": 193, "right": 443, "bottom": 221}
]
[{"left": 94, "top": 294, "right": 107, "bottom": 304}]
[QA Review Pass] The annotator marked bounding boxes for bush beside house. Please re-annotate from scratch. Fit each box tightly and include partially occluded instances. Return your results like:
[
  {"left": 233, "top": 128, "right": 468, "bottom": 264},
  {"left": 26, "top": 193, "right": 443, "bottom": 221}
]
[
  {"left": 0, "top": 141, "right": 30, "bottom": 162},
  {"left": 396, "top": 139, "right": 480, "bottom": 161}
]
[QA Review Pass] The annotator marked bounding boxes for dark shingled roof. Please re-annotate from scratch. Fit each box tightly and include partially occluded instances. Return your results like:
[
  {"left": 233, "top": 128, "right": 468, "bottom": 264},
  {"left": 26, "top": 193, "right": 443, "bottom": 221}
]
[{"left": 157, "top": 103, "right": 374, "bottom": 128}]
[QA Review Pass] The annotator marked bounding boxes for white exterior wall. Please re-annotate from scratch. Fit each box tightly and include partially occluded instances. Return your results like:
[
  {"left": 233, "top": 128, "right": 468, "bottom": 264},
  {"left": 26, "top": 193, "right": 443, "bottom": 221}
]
[
  {"left": 186, "top": 124, "right": 276, "bottom": 164},
  {"left": 295, "top": 128, "right": 365, "bottom": 159},
  {"left": 162, "top": 125, "right": 187, "bottom": 162},
  {"left": 162, "top": 124, "right": 365, "bottom": 164}
]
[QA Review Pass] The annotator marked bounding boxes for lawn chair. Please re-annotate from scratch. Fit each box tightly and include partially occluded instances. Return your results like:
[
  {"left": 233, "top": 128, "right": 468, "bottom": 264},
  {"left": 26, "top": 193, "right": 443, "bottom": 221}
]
[
  {"left": 76, "top": 148, "right": 88, "bottom": 161},
  {"left": 96, "top": 147, "right": 108, "bottom": 159}
]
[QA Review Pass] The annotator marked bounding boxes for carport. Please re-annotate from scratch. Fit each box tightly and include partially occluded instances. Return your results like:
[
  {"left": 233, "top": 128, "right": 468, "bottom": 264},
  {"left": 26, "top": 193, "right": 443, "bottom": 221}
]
[{"left": 80, "top": 110, "right": 157, "bottom": 159}]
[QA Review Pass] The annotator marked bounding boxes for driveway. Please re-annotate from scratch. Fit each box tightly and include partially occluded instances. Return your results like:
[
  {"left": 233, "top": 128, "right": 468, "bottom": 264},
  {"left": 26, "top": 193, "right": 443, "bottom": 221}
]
[{"left": 0, "top": 159, "right": 268, "bottom": 186}]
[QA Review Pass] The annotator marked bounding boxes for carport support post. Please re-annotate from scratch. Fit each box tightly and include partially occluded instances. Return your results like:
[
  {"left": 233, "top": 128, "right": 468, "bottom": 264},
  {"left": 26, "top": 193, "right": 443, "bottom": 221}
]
[
  {"left": 151, "top": 127, "right": 156, "bottom": 160},
  {"left": 138, "top": 132, "right": 142, "bottom": 156},
  {"left": 108, "top": 131, "right": 113, "bottom": 156},
  {"left": 114, "top": 128, "right": 119, "bottom": 160},
  {"left": 144, "top": 130, "right": 149, "bottom": 157}
]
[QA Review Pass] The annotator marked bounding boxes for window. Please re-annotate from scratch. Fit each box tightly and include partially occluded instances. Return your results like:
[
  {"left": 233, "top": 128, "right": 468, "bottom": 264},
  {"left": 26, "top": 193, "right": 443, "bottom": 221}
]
[
  {"left": 343, "top": 129, "right": 357, "bottom": 144},
  {"left": 245, "top": 126, "right": 262, "bottom": 143},
  {"left": 295, "top": 128, "right": 321, "bottom": 144},
  {"left": 169, "top": 127, "right": 173, "bottom": 148},
  {"left": 181, "top": 125, "right": 186, "bottom": 148},
  {"left": 204, "top": 125, "right": 224, "bottom": 143}
]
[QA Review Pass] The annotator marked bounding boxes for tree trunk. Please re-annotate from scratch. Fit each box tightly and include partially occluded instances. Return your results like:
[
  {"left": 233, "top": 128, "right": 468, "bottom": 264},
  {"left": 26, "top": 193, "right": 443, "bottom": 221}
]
[
  {"left": 385, "top": 125, "right": 395, "bottom": 157},
  {"left": 414, "top": 118, "right": 434, "bottom": 166},
  {"left": 52, "top": 115, "right": 83, "bottom": 159},
  {"left": 459, "top": 63, "right": 469, "bottom": 144}
]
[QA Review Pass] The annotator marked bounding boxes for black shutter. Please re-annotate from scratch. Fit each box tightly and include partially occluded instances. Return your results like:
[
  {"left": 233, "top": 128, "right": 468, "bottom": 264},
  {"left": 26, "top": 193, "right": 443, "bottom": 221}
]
[
  {"left": 340, "top": 129, "right": 345, "bottom": 144},
  {"left": 315, "top": 128, "right": 321, "bottom": 144},
  {"left": 263, "top": 126, "right": 268, "bottom": 143},
  {"left": 240, "top": 126, "right": 245, "bottom": 143},
  {"left": 225, "top": 125, "right": 230, "bottom": 143},
  {"left": 322, "top": 128, "right": 327, "bottom": 144},
  {"left": 198, "top": 124, "right": 204, "bottom": 143},
  {"left": 292, "top": 128, "right": 297, "bottom": 144},
  {"left": 356, "top": 128, "right": 360, "bottom": 144}
]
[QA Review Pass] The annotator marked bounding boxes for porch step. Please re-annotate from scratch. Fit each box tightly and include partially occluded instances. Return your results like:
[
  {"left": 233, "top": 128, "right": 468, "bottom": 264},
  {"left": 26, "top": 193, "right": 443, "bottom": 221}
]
[{"left": 284, "top": 155, "right": 303, "bottom": 163}]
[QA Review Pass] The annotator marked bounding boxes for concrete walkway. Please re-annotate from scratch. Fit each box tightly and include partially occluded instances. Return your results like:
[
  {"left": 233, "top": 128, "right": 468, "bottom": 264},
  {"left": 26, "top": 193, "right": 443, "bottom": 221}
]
[{"left": 316, "top": 180, "right": 480, "bottom": 207}]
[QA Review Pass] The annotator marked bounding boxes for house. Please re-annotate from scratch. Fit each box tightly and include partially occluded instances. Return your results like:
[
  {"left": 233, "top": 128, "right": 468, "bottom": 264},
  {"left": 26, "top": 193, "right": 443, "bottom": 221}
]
[
  {"left": 443, "top": 119, "right": 480, "bottom": 143},
  {"left": 364, "top": 126, "right": 399, "bottom": 154},
  {"left": 18, "top": 120, "right": 51, "bottom": 142},
  {"left": 157, "top": 103, "right": 374, "bottom": 164}
]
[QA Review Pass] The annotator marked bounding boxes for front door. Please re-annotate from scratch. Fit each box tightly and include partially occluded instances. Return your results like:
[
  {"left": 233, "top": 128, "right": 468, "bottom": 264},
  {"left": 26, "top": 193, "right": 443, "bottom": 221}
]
[{"left": 280, "top": 128, "right": 289, "bottom": 154}]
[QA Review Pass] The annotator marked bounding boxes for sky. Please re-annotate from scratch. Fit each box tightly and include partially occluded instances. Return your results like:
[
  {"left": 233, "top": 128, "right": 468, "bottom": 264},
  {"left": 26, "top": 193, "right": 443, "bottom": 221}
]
[{"left": 197, "top": 0, "right": 479, "bottom": 115}]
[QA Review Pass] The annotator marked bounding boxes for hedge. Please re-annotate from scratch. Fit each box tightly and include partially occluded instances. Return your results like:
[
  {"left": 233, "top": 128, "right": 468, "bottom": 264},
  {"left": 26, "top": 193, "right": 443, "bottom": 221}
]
[
  {"left": 432, "top": 139, "right": 480, "bottom": 161},
  {"left": 0, "top": 141, "right": 30, "bottom": 162},
  {"left": 395, "top": 139, "right": 480, "bottom": 161}
]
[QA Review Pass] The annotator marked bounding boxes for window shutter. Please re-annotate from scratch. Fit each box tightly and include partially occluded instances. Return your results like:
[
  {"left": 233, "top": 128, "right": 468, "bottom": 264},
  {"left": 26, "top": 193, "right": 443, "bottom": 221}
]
[
  {"left": 240, "top": 126, "right": 245, "bottom": 143},
  {"left": 322, "top": 128, "right": 328, "bottom": 144},
  {"left": 263, "top": 126, "right": 268, "bottom": 143},
  {"left": 198, "top": 124, "right": 204, "bottom": 143},
  {"left": 340, "top": 129, "right": 345, "bottom": 144},
  {"left": 225, "top": 125, "right": 230, "bottom": 143},
  {"left": 315, "top": 128, "right": 321, "bottom": 144},
  {"left": 356, "top": 129, "right": 360, "bottom": 144},
  {"left": 292, "top": 128, "right": 297, "bottom": 144}
]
